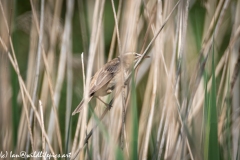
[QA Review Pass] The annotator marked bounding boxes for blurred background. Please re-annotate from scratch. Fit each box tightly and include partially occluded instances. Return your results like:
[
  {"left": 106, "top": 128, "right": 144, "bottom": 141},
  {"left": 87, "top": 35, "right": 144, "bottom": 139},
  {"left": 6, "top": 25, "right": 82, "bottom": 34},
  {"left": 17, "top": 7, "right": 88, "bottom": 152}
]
[{"left": 0, "top": 0, "right": 240, "bottom": 159}]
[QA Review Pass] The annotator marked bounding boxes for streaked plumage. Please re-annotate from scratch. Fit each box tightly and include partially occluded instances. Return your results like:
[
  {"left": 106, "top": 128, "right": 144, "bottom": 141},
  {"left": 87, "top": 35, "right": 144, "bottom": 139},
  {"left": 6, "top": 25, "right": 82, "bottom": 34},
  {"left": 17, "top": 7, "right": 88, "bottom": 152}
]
[{"left": 72, "top": 52, "right": 142, "bottom": 115}]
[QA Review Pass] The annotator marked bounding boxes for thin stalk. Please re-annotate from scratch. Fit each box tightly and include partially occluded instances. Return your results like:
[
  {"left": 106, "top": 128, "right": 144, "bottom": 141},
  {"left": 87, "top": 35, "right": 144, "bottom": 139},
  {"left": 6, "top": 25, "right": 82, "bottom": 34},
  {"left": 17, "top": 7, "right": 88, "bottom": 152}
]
[
  {"left": 26, "top": 0, "right": 44, "bottom": 154},
  {"left": 71, "top": 53, "right": 85, "bottom": 153},
  {"left": 39, "top": 100, "right": 46, "bottom": 160},
  {"left": 142, "top": 1, "right": 162, "bottom": 159},
  {"left": 110, "top": 0, "right": 126, "bottom": 150},
  {"left": 0, "top": 37, "right": 57, "bottom": 160},
  {"left": 47, "top": 0, "right": 74, "bottom": 147},
  {"left": 78, "top": 1, "right": 105, "bottom": 159},
  {"left": 108, "top": 0, "right": 122, "bottom": 61}
]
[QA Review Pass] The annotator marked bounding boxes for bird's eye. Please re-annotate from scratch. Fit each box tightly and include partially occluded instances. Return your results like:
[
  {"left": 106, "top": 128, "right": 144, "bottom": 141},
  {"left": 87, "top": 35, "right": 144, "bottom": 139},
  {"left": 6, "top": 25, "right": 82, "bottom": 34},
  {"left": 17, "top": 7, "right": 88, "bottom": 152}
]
[{"left": 134, "top": 53, "right": 140, "bottom": 59}]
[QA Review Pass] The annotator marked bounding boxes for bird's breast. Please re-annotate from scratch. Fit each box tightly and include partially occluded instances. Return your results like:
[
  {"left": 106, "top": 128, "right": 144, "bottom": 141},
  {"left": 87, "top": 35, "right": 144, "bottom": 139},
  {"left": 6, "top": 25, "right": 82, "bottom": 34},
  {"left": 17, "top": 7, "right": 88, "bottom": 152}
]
[{"left": 93, "top": 82, "right": 111, "bottom": 96}]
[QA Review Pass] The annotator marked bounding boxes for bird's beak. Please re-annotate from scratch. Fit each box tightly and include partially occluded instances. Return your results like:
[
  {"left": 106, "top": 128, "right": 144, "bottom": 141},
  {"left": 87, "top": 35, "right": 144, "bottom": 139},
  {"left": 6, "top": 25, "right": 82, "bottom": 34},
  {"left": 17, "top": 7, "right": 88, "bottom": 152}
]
[{"left": 143, "top": 55, "right": 150, "bottom": 58}]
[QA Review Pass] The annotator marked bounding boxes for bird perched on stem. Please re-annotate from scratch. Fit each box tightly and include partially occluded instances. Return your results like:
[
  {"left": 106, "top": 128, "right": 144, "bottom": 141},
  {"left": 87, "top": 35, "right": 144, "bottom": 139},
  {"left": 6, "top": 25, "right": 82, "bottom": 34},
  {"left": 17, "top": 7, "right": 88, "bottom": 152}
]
[{"left": 72, "top": 52, "right": 146, "bottom": 115}]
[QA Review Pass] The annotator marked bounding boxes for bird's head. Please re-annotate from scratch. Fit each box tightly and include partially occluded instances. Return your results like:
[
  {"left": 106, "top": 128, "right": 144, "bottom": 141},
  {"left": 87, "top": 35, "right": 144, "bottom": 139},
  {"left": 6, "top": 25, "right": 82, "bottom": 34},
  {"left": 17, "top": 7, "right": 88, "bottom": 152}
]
[{"left": 121, "top": 52, "right": 149, "bottom": 70}]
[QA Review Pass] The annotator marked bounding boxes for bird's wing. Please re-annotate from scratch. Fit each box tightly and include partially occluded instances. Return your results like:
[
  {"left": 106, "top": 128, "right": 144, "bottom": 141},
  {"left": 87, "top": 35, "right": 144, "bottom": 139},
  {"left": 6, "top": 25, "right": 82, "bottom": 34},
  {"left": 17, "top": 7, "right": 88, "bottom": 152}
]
[{"left": 89, "top": 57, "right": 120, "bottom": 96}]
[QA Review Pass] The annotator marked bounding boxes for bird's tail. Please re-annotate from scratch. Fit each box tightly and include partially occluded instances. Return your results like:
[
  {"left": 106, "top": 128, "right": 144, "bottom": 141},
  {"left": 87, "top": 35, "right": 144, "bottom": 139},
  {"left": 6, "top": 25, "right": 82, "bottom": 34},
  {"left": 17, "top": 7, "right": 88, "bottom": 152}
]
[{"left": 72, "top": 97, "right": 92, "bottom": 115}]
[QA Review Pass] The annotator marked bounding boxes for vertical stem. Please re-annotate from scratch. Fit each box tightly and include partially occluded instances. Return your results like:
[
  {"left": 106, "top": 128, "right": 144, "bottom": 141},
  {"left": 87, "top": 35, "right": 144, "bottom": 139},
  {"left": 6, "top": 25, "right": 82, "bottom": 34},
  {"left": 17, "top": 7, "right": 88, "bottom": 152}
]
[
  {"left": 26, "top": 0, "right": 44, "bottom": 154},
  {"left": 110, "top": 0, "right": 126, "bottom": 149}
]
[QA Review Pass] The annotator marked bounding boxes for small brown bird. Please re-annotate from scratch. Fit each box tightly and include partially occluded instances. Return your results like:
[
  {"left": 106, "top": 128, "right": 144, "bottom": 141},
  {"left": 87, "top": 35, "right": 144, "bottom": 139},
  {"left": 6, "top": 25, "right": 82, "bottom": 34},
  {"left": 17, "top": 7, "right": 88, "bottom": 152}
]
[{"left": 72, "top": 52, "right": 144, "bottom": 115}]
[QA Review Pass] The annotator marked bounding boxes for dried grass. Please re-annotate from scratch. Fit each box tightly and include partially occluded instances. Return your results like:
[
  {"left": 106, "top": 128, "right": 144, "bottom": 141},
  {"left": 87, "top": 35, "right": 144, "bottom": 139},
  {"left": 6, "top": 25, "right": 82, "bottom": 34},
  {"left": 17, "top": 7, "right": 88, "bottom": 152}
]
[{"left": 0, "top": 0, "right": 240, "bottom": 160}]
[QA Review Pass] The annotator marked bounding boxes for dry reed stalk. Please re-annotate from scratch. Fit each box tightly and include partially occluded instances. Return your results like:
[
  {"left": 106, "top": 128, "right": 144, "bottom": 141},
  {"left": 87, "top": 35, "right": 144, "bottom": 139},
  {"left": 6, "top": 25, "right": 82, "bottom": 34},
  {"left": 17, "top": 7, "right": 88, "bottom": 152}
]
[
  {"left": 0, "top": 1, "right": 57, "bottom": 157},
  {"left": 161, "top": 0, "right": 191, "bottom": 159},
  {"left": 188, "top": 1, "right": 231, "bottom": 135},
  {"left": 142, "top": 1, "right": 163, "bottom": 159},
  {"left": 140, "top": 1, "right": 157, "bottom": 54},
  {"left": 218, "top": 45, "right": 240, "bottom": 148},
  {"left": 230, "top": 1, "right": 240, "bottom": 158},
  {"left": 42, "top": 1, "right": 64, "bottom": 153},
  {"left": 47, "top": 0, "right": 74, "bottom": 152},
  {"left": 91, "top": 25, "right": 105, "bottom": 159},
  {"left": 201, "top": 0, "right": 223, "bottom": 53},
  {"left": 230, "top": 48, "right": 240, "bottom": 93},
  {"left": 200, "top": 0, "right": 228, "bottom": 86},
  {"left": 19, "top": 74, "right": 35, "bottom": 152},
  {"left": 28, "top": 0, "right": 63, "bottom": 153},
  {"left": 1, "top": 1, "right": 239, "bottom": 160},
  {"left": 108, "top": 0, "right": 122, "bottom": 62},
  {"left": 138, "top": 10, "right": 155, "bottom": 157},
  {"left": 131, "top": 6, "right": 156, "bottom": 149},
  {"left": 18, "top": 11, "right": 38, "bottom": 155},
  {"left": 71, "top": 112, "right": 82, "bottom": 153},
  {"left": 71, "top": 53, "right": 85, "bottom": 154},
  {"left": 4, "top": 38, "right": 50, "bottom": 156},
  {"left": 175, "top": 0, "right": 191, "bottom": 157},
  {"left": 32, "top": 0, "right": 44, "bottom": 113},
  {"left": 39, "top": 0, "right": 63, "bottom": 115},
  {"left": 153, "top": 0, "right": 203, "bottom": 157},
  {"left": 197, "top": 0, "right": 230, "bottom": 103},
  {"left": 65, "top": 16, "right": 73, "bottom": 157},
  {"left": 138, "top": 0, "right": 181, "bottom": 157},
  {"left": 41, "top": 49, "right": 63, "bottom": 153},
  {"left": 230, "top": 49, "right": 240, "bottom": 160},
  {"left": 76, "top": 0, "right": 105, "bottom": 159},
  {"left": 0, "top": 0, "right": 12, "bottom": 153},
  {"left": 142, "top": 0, "right": 182, "bottom": 159},
  {"left": 188, "top": 0, "right": 226, "bottom": 119},
  {"left": 134, "top": 3, "right": 155, "bottom": 85},
  {"left": 30, "top": 0, "right": 45, "bottom": 155},
  {"left": 77, "top": 0, "right": 88, "bottom": 55},
  {"left": 106, "top": 0, "right": 142, "bottom": 158},
  {"left": 0, "top": 38, "right": 57, "bottom": 160},
  {"left": 218, "top": 25, "right": 240, "bottom": 97},
  {"left": 175, "top": 0, "right": 189, "bottom": 108},
  {"left": 189, "top": 25, "right": 240, "bottom": 123},
  {"left": 39, "top": 100, "right": 46, "bottom": 158},
  {"left": 110, "top": 0, "right": 127, "bottom": 152}
]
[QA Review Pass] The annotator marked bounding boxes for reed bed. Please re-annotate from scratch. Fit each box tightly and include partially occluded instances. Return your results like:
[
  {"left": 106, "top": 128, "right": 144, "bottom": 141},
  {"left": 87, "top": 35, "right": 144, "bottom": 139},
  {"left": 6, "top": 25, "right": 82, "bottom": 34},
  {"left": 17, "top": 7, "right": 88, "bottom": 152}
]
[{"left": 0, "top": 0, "right": 240, "bottom": 159}]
